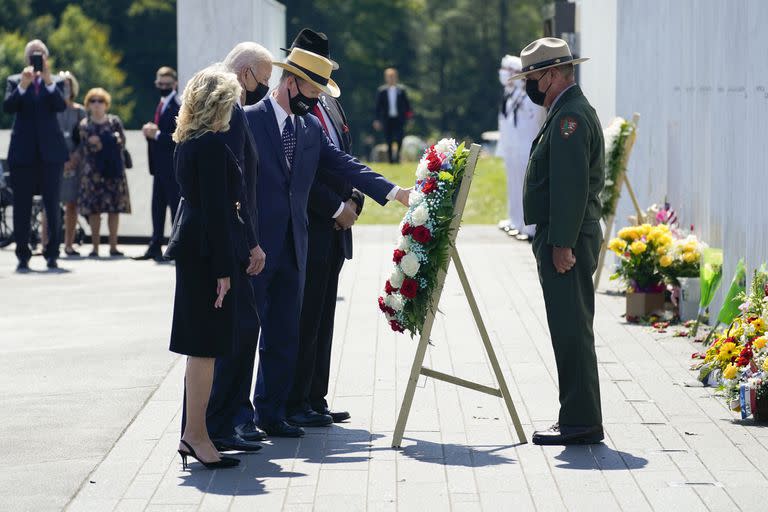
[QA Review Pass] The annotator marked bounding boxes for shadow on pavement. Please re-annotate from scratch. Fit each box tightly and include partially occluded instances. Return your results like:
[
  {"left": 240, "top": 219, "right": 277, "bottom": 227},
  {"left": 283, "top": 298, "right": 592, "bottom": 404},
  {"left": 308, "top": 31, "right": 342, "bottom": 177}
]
[{"left": 554, "top": 444, "right": 648, "bottom": 470}]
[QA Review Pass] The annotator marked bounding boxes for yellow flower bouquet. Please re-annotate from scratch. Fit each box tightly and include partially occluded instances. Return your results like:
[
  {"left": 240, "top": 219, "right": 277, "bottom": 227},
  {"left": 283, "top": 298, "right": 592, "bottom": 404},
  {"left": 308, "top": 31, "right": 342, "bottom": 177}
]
[{"left": 608, "top": 224, "right": 672, "bottom": 292}]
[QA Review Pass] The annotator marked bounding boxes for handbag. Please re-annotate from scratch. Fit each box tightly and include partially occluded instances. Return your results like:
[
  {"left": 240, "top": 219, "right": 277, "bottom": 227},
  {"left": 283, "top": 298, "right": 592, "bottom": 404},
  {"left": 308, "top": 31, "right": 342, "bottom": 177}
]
[{"left": 108, "top": 115, "right": 133, "bottom": 169}]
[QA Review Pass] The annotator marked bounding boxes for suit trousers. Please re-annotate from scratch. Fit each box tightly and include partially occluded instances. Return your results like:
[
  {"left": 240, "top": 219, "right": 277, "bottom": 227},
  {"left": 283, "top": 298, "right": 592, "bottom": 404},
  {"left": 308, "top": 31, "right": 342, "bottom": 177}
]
[
  {"left": 287, "top": 232, "right": 345, "bottom": 414},
  {"left": 384, "top": 117, "right": 404, "bottom": 163},
  {"left": 252, "top": 228, "right": 305, "bottom": 424},
  {"left": 179, "top": 278, "right": 260, "bottom": 440},
  {"left": 149, "top": 172, "right": 180, "bottom": 250},
  {"left": 532, "top": 222, "right": 603, "bottom": 427},
  {"left": 10, "top": 162, "right": 62, "bottom": 262}
]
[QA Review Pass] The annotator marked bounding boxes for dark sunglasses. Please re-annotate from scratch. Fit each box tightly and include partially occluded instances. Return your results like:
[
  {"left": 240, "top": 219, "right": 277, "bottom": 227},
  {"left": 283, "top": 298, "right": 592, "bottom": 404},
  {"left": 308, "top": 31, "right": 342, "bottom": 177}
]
[{"left": 88, "top": 98, "right": 106, "bottom": 104}]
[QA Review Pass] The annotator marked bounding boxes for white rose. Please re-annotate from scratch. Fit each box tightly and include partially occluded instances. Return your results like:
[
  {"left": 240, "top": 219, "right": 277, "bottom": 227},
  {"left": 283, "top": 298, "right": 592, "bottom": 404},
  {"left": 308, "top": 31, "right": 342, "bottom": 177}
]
[
  {"left": 409, "top": 190, "right": 424, "bottom": 207},
  {"left": 400, "top": 252, "right": 420, "bottom": 277},
  {"left": 384, "top": 293, "right": 405, "bottom": 311},
  {"left": 397, "top": 235, "right": 410, "bottom": 252},
  {"left": 415, "top": 159, "right": 429, "bottom": 180},
  {"left": 389, "top": 266, "right": 405, "bottom": 288},
  {"left": 411, "top": 204, "right": 429, "bottom": 226}
]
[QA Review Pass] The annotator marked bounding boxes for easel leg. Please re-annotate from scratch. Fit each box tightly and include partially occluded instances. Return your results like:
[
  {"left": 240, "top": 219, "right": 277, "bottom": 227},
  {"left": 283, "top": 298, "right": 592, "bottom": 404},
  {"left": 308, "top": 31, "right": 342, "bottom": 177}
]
[
  {"left": 392, "top": 309, "right": 439, "bottom": 448},
  {"left": 594, "top": 214, "right": 616, "bottom": 289},
  {"left": 451, "top": 249, "right": 528, "bottom": 444}
]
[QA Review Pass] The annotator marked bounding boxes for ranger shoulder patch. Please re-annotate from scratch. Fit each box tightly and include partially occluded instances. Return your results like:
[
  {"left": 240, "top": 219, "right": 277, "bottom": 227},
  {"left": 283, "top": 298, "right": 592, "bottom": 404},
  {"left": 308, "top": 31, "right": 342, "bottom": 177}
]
[{"left": 559, "top": 116, "right": 578, "bottom": 139}]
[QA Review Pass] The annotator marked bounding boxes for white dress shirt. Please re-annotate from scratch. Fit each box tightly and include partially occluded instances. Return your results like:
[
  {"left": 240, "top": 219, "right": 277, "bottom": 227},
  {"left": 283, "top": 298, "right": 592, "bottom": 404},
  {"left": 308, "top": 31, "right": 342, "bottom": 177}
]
[
  {"left": 154, "top": 90, "right": 177, "bottom": 140},
  {"left": 387, "top": 86, "right": 398, "bottom": 117},
  {"left": 17, "top": 77, "right": 57, "bottom": 96},
  {"left": 270, "top": 94, "right": 399, "bottom": 219}
]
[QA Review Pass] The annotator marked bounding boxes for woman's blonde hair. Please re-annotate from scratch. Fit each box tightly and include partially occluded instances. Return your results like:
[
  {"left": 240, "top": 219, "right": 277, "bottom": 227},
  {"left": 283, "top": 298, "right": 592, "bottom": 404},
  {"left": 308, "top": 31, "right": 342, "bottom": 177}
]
[
  {"left": 173, "top": 65, "right": 242, "bottom": 143},
  {"left": 84, "top": 87, "right": 111, "bottom": 109}
]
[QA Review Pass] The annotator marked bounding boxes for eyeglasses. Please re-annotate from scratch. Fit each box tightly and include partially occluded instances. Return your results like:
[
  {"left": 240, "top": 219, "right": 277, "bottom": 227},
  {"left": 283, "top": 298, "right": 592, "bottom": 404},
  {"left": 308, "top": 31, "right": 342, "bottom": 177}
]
[
  {"left": 156, "top": 82, "right": 175, "bottom": 88},
  {"left": 88, "top": 98, "right": 106, "bottom": 104}
]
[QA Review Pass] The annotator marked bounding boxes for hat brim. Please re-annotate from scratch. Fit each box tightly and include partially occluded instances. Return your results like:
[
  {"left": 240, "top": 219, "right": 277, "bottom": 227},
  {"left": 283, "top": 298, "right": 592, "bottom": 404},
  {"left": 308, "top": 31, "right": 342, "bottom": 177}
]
[
  {"left": 509, "top": 57, "right": 590, "bottom": 81},
  {"left": 272, "top": 61, "right": 341, "bottom": 97},
  {"left": 281, "top": 47, "right": 339, "bottom": 70}
]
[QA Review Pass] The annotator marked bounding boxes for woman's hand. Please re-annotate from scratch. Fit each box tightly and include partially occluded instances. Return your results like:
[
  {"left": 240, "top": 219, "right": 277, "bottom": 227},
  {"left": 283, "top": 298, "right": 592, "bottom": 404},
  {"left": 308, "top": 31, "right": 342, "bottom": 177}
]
[
  {"left": 215, "top": 277, "right": 230, "bottom": 308},
  {"left": 246, "top": 246, "right": 266, "bottom": 276}
]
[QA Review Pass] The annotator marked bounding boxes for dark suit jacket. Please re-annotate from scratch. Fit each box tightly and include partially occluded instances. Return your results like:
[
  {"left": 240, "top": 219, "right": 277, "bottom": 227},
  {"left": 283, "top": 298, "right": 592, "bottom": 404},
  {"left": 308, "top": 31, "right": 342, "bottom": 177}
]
[
  {"left": 147, "top": 92, "right": 181, "bottom": 177},
  {"left": 307, "top": 94, "right": 364, "bottom": 260},
  {"left": 3, "top": 74, "right": 68, "bottom": 166},
  {"left": 244, "top": 98, "right": 394, "bottom": 274},
  {"left": 218, "top": 104, "right": 260, "bottom": 248},
  {"left": 375, "top": 84, "right": 412, "bottom": 125}
]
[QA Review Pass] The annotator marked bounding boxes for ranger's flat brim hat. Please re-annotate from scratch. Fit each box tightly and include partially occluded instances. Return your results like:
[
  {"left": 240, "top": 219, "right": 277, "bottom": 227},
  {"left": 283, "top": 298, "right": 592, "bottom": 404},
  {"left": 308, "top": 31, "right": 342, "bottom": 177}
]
[
  {"left": 273, "top": 47, "right": 340, "bottom": 97},
  {"left": 510, "top": 37, "right": 589, "bottom": 81}
]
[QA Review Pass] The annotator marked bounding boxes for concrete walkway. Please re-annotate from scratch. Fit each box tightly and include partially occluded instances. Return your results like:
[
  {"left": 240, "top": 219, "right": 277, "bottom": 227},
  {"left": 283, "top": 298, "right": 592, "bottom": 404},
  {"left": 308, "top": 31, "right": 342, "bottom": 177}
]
[{"left": 4, "top": 227, "right": 768, "bottom": 511}]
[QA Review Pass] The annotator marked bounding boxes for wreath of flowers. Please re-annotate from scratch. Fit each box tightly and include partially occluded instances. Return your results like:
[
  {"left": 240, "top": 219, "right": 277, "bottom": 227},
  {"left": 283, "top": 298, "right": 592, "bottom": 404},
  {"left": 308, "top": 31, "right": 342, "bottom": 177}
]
[
  {"left": 600, "top": 117, "right": 634, "bottom": 219},
  {"left": 378, "top": 138, "right": 470, "bottom": 336}
]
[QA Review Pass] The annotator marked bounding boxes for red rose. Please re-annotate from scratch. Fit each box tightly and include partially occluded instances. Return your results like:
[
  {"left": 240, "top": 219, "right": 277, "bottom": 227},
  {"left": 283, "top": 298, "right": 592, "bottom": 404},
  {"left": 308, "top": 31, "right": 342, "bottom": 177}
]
[
  {"left": 393, "top": 249, "right": 406, "bottom": 264},
  {"left": 422, "top": 177, "right": 438, "bottom": 194},
  {"left": 401, "top": 223, "right": 413, "bottom": 236},
  {"left": 390, "top": 320, "right": 405, "bottom": 333},
  {"left": 411, "top": 226, "right": 432, "bottom": 244},
  {"left": 378, "top": 296, "right": 387, "bottom": 312},
  {"left": 400, "top": 278, "right": 419, "bottom": 299},
  {"left": 736, "top": 356, "right": 749, "bottom": 367},
  {"left": 427, "top": 149, "right": 442, "bottom": 172},
  {"left": 385, "top": 280, "right": 398, "bottom": 295}
]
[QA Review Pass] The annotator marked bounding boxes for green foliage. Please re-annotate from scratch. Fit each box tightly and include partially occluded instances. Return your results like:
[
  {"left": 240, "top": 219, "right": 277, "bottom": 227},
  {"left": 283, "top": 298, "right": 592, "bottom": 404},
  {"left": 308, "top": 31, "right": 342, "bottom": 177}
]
[
  {"left": 0, "top": 31, "right": 27, "bottom": 88},
  {"left": 358, "top": 156, "right": 507, "bottom": 224}
]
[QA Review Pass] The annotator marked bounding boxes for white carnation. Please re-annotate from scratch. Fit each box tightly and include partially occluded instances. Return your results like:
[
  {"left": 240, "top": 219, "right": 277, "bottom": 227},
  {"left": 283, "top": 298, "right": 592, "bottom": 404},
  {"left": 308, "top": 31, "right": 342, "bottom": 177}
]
[
  {"left": 400, "top": 252, "right": 420, "bottom": 277},
  {"left": 409, "top": 190, "right": 425, "bottom": 206},
  {"left": 384, "top": 293, "right": 405, "bottom": 311},
  {"left": 397, "top": 235, "right": 410, "bottom": 252},
  {"left": 415, "top": 159, "right": 429, "bottom": 180},
  {"left": 434, "top": 138, "right": 457, "bottom": 157},
  {"left": 389, "top": 266, "right": 405, "bottom": 288},
  {"left": 411, "top": 204, "right": 429, "bottom": 226}
]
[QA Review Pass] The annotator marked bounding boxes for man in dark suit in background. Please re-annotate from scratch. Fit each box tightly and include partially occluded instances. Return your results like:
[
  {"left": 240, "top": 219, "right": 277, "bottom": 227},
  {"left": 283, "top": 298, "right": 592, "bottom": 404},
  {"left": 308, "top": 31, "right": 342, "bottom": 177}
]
[
  {"left": 374, "top": 67, "right": 412, "bottom": 163},
  {"left": 244, "top": 47, "right": 410, "bottom": 437},
  {"left": 135, "top": 66, "right": 181, "bottom": 261},
  {"left": 3, "top": 39, "right": 68, "bottom": 271},
  {"left": 283, "top": 29, "right": 361, "bottom": 427}
]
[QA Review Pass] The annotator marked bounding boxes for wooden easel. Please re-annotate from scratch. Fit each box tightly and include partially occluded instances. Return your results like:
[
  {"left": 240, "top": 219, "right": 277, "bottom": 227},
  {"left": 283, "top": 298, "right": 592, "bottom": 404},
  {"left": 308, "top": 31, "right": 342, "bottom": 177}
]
[
  {"left": 391, "top": 143, "right": 527, "bottom": 448},
  {"left": 593, "top": 113, "right": 643, "bottom": 290}
]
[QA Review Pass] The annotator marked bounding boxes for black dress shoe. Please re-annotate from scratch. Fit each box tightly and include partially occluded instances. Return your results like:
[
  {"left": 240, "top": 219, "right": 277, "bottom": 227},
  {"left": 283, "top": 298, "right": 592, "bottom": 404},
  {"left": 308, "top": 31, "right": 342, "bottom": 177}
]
[
  {"left": 16, "top": 260, "right": 30, "bottom": 273},
  {"left": 286, "top": 409, "right": 333, "bottom": 427},
  {"left": 212, "top": 434, "right": 263, "bottom": 452},
  {"left": 314, "top": 406, "right": 350, "bottom": 423},
  {"left": 46, "top": 258, "right": 58, "bottom": 269},
  {"left": 132, "top": 248, "right": 162, "bottom": 261},
  {"left": 258, "top": 420, "right": 305, "bottom": 438},
  {"left": 532, "top": 423, "right": 604, "bottom": 446},
  {"left": 235, "top": 421, "right": 268, "bottom": 441}
]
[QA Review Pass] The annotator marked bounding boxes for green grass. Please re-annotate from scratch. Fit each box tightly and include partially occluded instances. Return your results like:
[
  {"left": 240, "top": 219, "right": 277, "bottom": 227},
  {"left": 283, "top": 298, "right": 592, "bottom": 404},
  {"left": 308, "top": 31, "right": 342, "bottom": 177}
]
[{"left": 358, "top": 157, "right": 507, "bottom": 224}]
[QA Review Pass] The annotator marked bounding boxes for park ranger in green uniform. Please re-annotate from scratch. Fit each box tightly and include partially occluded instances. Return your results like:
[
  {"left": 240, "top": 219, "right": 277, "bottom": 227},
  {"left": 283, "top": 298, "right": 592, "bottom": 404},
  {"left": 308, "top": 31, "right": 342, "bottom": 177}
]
[{"left": 511, "top": 38, "right": 605, "bottom": 445}]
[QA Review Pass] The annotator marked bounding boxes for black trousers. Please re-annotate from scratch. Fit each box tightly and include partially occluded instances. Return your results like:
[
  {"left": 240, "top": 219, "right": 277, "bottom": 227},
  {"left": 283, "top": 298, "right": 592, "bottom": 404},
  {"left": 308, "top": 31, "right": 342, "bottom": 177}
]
[
  {"left": 149, "top": 172, "right": 180, "bottom": 251},
  {"left": 287, "top": 232, "right": 345, "bottom": 414},
  {"left": 10, "top": 162, "right": 62, "bottom": 262},
  {"left": 384, "top": 117, "right": 405, "bottom": 163}
]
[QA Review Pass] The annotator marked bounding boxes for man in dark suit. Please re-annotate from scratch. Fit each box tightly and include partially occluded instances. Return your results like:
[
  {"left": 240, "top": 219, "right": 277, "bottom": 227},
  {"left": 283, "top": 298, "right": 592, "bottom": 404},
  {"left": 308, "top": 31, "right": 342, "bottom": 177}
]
[
  {"left": 374, "top": 67, "right": 412, "bottom": 163},
  {"left": 281, "top": 29, "right": 360, "bottom": 427},
  {"left": 3, "top": 39, "right": 68, "bottom": 271},
  {"left": 135, "top": 66, "right": 181, "bottom": 261},
  {"left": 200, "top": 43, "right": 273, "bottom": 453},
  {"left": 244, "top": 47, "right": 410, "bottom": 437}
]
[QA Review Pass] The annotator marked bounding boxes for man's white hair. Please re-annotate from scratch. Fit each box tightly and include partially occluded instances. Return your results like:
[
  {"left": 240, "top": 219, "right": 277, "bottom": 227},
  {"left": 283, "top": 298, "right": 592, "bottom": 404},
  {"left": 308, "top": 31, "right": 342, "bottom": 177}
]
[
  {"left": 25, "top": 39, "right": 49, "bottom": 59},
  {"left": 223, "top": 42, "right": 273, "bottom": 74},
  {"left": 500, "top": 54, "right": 521, "bottom": 72}
]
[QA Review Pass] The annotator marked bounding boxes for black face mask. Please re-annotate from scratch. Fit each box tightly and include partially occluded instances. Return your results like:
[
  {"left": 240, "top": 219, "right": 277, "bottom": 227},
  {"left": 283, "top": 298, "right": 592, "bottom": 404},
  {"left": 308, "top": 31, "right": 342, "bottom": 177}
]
[
  {"left": 288, "top": 80, "right": 318, "bottom": 116},
  {"left": 158, "top": 87, "right": 174, "bottom": 97},
  {"left": 525, "top": 71, "right": 552, "bottom": 106},
  {"left": 245, "top": 82, "right": 269, "bottom": 106}
]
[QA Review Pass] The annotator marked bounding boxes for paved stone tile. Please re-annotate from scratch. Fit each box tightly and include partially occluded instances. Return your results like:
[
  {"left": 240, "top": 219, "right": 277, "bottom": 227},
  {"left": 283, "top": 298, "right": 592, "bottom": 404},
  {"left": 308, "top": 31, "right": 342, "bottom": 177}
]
[{"left": 58, "top": 227, "right": 768, "bottom": 511}]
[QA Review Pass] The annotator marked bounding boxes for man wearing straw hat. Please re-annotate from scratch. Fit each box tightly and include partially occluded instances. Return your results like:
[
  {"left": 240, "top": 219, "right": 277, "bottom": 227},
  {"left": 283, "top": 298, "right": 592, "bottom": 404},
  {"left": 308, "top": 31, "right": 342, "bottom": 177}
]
[
  {"left": 244, "top": 47, "right": 410, "bottom": 437},
  {"left": 513, "top": 37, "right": 605, "bottom": 445}
]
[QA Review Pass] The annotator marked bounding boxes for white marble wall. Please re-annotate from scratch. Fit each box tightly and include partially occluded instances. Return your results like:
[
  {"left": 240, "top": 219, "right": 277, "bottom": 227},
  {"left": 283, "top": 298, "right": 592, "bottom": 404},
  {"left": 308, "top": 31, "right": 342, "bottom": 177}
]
[
  {"left": 575, "top": 0, "right": 617, "bottom": 126},
  {"left": 177, "top": 0, "right": 286, "bottom": 89},
  {"left": 580, "top": 0, "right": 768, "bottom": 312}
]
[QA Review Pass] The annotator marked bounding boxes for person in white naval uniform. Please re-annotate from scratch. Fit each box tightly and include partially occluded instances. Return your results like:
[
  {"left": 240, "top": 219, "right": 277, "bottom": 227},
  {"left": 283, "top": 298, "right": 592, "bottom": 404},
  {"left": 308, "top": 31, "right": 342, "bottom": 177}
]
[{"left": 496, "top": 55, "right": 545, "bottom": 241}]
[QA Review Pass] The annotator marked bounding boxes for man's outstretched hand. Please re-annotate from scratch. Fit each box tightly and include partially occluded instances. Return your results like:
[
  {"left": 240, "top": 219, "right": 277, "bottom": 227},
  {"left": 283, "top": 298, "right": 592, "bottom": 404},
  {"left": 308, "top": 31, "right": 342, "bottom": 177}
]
[{"left": 395, "top": 187, "right": 411, "bottom": 207}]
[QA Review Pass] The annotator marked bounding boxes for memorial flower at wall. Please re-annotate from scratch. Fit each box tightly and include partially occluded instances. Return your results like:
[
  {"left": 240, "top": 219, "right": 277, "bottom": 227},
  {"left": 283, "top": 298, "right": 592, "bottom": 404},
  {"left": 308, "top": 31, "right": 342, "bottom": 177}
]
[
  {"left": 378, "top": 138, "right": 470, "bottom": 337},
  {"left": 658, "top": 234, "right": 707, "bottom": 286},
  {"left": 608, "top": 224, "right": 672, "bottom": 292},
  {"left": 600, "top": 117, "right": 634, "bottom": 219}
]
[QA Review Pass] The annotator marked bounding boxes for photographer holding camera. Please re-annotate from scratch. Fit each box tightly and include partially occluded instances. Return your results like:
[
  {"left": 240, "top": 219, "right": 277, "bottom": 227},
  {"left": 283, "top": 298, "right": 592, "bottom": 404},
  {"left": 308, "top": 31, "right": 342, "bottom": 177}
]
[{"left": 3, "top": 39, "right": 68, "bottom": 271}]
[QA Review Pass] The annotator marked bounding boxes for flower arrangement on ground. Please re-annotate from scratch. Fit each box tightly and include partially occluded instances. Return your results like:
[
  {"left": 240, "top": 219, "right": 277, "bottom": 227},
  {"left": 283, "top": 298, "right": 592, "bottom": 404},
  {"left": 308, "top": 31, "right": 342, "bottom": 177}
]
[
  {"left": 695, "top": 268, "right": 768, "bottom": 420},
  {"left": 658, "top": 234, "right": 707, "bottom": 286},
  {"left": 378, "top": 138, "right": 470, "bottom": 336},
  {"left": 608, "top": 223, "right": 673, "bottom": 292}
]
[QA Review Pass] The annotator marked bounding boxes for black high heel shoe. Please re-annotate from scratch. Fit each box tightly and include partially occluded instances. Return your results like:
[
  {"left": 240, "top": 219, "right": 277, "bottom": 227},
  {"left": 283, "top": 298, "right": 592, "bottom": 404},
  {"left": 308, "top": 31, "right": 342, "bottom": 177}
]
[{"left": 177, "top": 439, "right": 240, "bottom": 470}]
